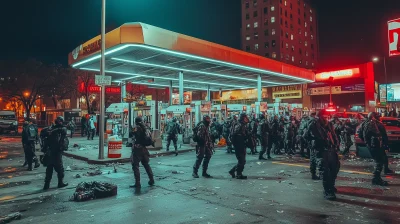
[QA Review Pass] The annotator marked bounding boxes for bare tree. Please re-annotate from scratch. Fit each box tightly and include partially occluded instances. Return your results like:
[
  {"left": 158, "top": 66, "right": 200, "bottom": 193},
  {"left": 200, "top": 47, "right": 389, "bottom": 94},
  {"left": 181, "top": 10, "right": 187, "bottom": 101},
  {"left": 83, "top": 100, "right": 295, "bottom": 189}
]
[
  {"left": 47, "top": 66, "right": 79, "bottom": 108},
  {"left": 78, "top": 71, "right": 96, "bottom": 113}
]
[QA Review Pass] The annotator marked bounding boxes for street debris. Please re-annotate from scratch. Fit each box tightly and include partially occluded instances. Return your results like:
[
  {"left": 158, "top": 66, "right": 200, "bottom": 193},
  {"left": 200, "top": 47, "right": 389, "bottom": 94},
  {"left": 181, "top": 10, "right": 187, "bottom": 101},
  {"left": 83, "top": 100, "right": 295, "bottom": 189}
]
[
  {"left": 276, "top": 210, "right": 284, "bottom": 213},
  {"left": 0, "top": 212, "right": 22, "bottom": 224},
  {"left": 65, "top": 166, "right": 72, "bottom": 171},
  {"left": 72, "top": 181, "right": 117, "bottom": 202},
  {"left": 75, "top": 174, "right": 81, "bottom": 178},
  {"left": 73, "top": 144, "right": 79, "bottom": 148},
  {"left": 190, "top": 187, "right": 197, "bottom": 191},
  {"left": 172, "top": 171, "right": 185, "bottom": 174},
  {"left": 86, "top": 169, "right": 102, "bottom": 176}
]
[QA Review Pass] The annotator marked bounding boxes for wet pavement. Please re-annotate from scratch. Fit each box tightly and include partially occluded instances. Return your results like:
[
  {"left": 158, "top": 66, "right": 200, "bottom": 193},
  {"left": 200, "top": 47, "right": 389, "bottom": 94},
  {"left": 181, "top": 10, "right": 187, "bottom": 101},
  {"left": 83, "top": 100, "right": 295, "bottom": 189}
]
[{"left": 1, "top": 137, "right": 400, "bottom": 224}]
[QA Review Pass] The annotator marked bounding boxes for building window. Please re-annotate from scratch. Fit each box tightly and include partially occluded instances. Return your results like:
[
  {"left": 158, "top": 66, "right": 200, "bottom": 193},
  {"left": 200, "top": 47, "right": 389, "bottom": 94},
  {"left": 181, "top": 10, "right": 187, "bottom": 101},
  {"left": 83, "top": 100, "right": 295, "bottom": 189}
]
[
  {"left": 280, "top": 7, "right": 283, "bottom": 15},
  {"left": 253, "top": 0, "right": 258, "bottom": 7},
  {"left": 272, "top": 29, "right": 276, "bottom": 35},
  {"left": 246, "top": 35, "right": 251, "bottom": 40},
  {"left": 312, "top": 53, "right": 315, "bottom": 59},
  {"left": 285, "top": 32, "right": 289, "bottom": 38},
  {"left": 312, "top": 62, "right": 314, "bottom": 67},
  {"left": 311, "top": 34, "right": 314, "bottom": 40},
  {"left": 254, "top": 44, "right": 259, "bottom": 50},
  {"left": 254, "top": 22, "right": 258, "bottom": 28},
  {"left": 310, "top": 26, "right": 314, "bottom": 32},
  {"left": 291, "top": 45, "right": 295, "bottom": 52},
  {"left": 280, "top": 0, "right": 282, "bottom": 3},
  {"left": 306, "top": 61, "right": 308, "bottom": 66},
  {"left": 285, "top": 10, "right": 287, "bottom": 17},
  {"left": 271, "top": 17, "right": 275, "bottom": 23},
  {"left": 291, "top": 34, "right": 294, "bottom": 40},
  {"left": 305, "top": 41, "right": 308, "bottom": 47},
  {"left": 245, "top": 1, "right": 249, "bottom": 8},
  {"left": 311, "top": 44, "right": 314, "bottom": 49},
  {"left": 298, "top": 8, "right": 300, "bottom": 15},
  {"left": 264, "top": 7, "right": 268, "bottom": 14},
  {"left": 246, "top": 13, "right": 250, "bottom": 20},
  {"left": 305, "top": 31, "right": 307, "bottom": 37},
  {"left": 299, "top": 48, "right": 302, "bottom": 55},
  {"left": 304, "top": 3, "right": 306, "bottom": 8},
  {"left": 246, "top": 45, "right": 250, "bottom": 51},
  {"left": 299, "top": 60, "right": 302, "bottom": 64},
  {"left": 290, "top": 24, "right": 294, "bottom": 30},
  {"left": 284, "top": 1, "right": 287, "bottom": 6},
  {"left": 272, "top": 40, "right": 276, "bottom": 47},
  {"left": 264, "top": 18, "right": 268, "bottom": 26},
  {"left": 280, "top": 18, "right": 283, "bottom": 25},
  {"left": 254, "top": 11, "right": 258, "bottom": 17},
  {"left": 264, "top": 29, "right": 269, "bottom": 36},
  {"left": 290, "top": 14, "right": 293, "bottom": 20},
  {"left": 305, "top": 22, "right": 307, "bottom": 27},
  {"left": 285, "top": 21, "right": 288, "bottom": 28},
  {"left": 271, "top": 6, "right": 275, "bottom": 11},
  {"left": 298, "top": 18, "right": 301, "bottom": 25},
  {"left": 281, "top": 41, "right": 284, "bottom": 48},
  {"left": 298, "top": 29, "right": 302, "bottom": 34},
  {"left": 272, "top": 52, "right": 277, "bottom": 58},
  {"left": 246, "top": 24, "right": 251, "bottom": 30},
  {"left": 306, "top": 51, "right": 309, "bottom": 56},
  {"left": 292, "top": 56, "right": 295, "bottom": 62},
  {"left": 290, "top": 3, "right": 292, "bottom": 9},
  {"left": 299, "top": 39, "right": 302, "bottom": 44},
  {"left": 254, "top": 32, "right": 259, "bottom": 39},
  {"left": 310, "top": 9, "right": 313, "bottom": 13},
  {"left": 265, "top": 52, "right": 270, "bottom": 57},
  {"left": 286, "top": 54, "right": 289, "bottom": 60},
  {"left": 265, "top": 42, "right": 269, "bottom": 48},
  {"left": 281, "top": 30, "right": 283, "bottom": 36},
  {"left": 310, "top": 16, "right": 313, "bottom": 22},
  {"left": 286, "top": 43, "right": 289, "bottom": 49},
  {"left": 304, "top": 12, "right": 307, "bottom": 19}
]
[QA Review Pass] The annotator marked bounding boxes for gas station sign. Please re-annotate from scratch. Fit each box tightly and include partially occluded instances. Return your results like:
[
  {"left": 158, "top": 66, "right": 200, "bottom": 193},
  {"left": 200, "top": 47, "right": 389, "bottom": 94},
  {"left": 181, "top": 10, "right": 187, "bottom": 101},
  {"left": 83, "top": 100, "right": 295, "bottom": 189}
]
[
  {"left": 388, "top": 18, "right": 400, "bottom": 57},
  {"left": 315, "top": 68, "right": 361, "bottom": 81}
]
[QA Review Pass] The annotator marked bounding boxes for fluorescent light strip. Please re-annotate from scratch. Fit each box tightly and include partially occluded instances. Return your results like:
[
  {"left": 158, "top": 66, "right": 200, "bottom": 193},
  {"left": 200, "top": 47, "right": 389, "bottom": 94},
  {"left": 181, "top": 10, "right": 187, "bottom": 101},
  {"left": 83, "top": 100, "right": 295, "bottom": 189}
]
[
  {"left": 80, "top": 67, "right": 252, "bottom": 89},
  {"left": 71, "top": 43, "right": 312, "bottom": 83},
  {"left": 111, "top": 57, "right": 284, "bottom": 85}
]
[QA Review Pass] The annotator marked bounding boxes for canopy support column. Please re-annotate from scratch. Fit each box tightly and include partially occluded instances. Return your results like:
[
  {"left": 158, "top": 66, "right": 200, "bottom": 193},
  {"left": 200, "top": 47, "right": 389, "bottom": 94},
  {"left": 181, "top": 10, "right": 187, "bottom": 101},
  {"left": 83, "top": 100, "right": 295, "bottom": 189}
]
[
  {"left": 169, "top": 80, "right": 173, "bottom": 106},
  {"left": 256, "top": 74, "right": 262, "bottom": 116},
  {"left": 121, "top": 81, "right": 126, "bottom": 103},
  {"left": 179, "top": 71, "right": 184, "bottom": 105},
  {"left": 207, "top": 85, "right": 211, "bottom": 101}
]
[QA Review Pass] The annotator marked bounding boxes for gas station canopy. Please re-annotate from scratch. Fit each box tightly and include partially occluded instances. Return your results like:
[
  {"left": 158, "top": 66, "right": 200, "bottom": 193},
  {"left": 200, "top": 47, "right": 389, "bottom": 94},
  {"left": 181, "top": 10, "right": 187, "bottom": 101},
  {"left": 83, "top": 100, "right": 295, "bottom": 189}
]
[{"left": 69, "top": 22, "right": 315, "bottom": 91}]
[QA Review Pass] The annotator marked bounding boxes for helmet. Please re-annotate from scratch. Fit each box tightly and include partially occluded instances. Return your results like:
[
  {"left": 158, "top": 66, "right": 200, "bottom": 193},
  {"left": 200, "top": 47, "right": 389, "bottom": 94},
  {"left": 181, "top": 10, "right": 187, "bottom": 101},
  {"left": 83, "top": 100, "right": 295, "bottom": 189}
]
[
  {"left": 239, "top": 113, "right": 248, "bottom": 121},
  {"left": 368, "top": 112, "right": 377, "bottom": 120},
  {"left": 212, "top": 117, "right": 217, "bottom": 122},
  {"left": 259, "top": 113, "right": 265, "bottom": 120},
  {"left": 55, "top": 116, "right": 64, "bottom": 124},
  {"left": 135, "top": 116, "right": 143, "bottom": 124},
  {"left": 23, "top": 121, "right": 29, "bottom": 127},
  {"left": 172, "top": 117, "right": 177, "bottom": 122},
  {"left": 203, "top": 115, "right": 211, "bottom": 121}
]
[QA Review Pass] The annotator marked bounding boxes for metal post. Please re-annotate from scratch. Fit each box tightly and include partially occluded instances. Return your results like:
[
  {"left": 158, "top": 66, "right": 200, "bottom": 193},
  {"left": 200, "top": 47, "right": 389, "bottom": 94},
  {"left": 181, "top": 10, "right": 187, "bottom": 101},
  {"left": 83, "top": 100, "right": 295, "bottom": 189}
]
[
  {"left": 169, "top": 80, "right": 173, "bottom": 106},
  {"left": 257, "top": 74, "right": 262, "bottom": 102},
  {"left": 179, "top": 71, "right": 184, "bottom": 105},
  {"left": 207, "top": 85, "right": 210, "bottom": 101},
  {"left": 121, "top": 81, "right": 126, "bottom": 103},
  {"left": 384, "top": 56, "right": 388, "bottom": 84},
  {"left": 99, "top": 0, "right": 106, "bottom": 160}
]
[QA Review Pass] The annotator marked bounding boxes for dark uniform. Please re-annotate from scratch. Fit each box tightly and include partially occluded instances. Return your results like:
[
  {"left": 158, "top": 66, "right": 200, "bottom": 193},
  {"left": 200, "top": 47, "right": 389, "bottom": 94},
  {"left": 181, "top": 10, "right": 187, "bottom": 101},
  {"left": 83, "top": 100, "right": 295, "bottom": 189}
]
[
  {"left": 210, "top": 118, "right": 221, "bottom": 144},
  {"left": 341, "top": 120, "right": 354, "bottom": 155},
  {"left": 43, "top": 116, "right": 68, "bottom": 190},
  {"left": 248, "top": 118, "right": 258, "bottom": 154},
  {"left": 192, "top": 115, "right": 213, "bottom": 178},
  {"left": 130, "top": 117, "right": 154, "bottom": 188},
  {"left": 306, "top": 111, "right": 340, "bottom": 200},
  {"left": 298, "top": 115, "right": 310, "bottom": 158},
  {"left": 270, "top": 116, "right": 280, "bottom": 154},
  {"left": 21, "top": 121, "right": 40, "bottom": 171},
  {"left": 229, "top": 113, "right": 251, "bottom": 179},
  {"left": 222, "top": 117, "right": 234, "bottom": 153},
  {"left": 166, "top": 117, "right": 181, "bottom": 156},
  {"left": 258, "top": 114, "right": 271, "bottom": 160},
  {"left": 284, "top": 118, "right": 296, "bottom": 155},
  {"left": 363, "top": 112, "right": 392, "bottom": 186}
]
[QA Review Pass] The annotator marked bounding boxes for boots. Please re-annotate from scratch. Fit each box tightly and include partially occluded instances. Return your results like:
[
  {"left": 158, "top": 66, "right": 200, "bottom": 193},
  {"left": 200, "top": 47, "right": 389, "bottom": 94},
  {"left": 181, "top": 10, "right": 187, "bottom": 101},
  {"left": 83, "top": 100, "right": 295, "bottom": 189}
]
[
  {"left": 57, "top": 179, "right": 68, "bottom": 188},
  {"left": 202, "top": 170, "right": 212, "bottom": 178},
  {"left": 34, "top": 157, "right": 40, "bottom": 168},
  {"left": 148, "top": 178, "right": 155, "bottom": 186},
  {"left": 192, "top": 172, "right": 199, "bottom": 178},
  {"left": 236, "top": 174, "right": 247, "bottom": 179},
  {"left": 43, "top": 181, "right": 50, "bottom": 190},
  {"left": 311, "top": 173, "right": 320, "bottom": 180},
  {"left": 229, "top": 169, "right": 236, "bottom": 178},
  {"left": 259, "top": 155, "right": 268, "bottom": 160},
  {"left": 372, "top": 177, "right": 389, "bottom": 186},
  {"left": 130, "top": 182, "right": 141, "bottom": 188},
  {"left": 384, "top": 169, "right": 394, "bottom": 175},
  {"left": 324, "top": 190, "right": 336, "bottom": 200}
]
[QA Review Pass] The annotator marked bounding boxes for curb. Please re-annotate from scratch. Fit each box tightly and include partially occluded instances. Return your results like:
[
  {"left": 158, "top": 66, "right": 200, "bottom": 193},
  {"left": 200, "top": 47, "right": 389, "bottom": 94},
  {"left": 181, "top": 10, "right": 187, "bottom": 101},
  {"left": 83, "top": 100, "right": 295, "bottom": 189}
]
[{"left": 62, "top": 148, "right": 195, "bottom": 165}]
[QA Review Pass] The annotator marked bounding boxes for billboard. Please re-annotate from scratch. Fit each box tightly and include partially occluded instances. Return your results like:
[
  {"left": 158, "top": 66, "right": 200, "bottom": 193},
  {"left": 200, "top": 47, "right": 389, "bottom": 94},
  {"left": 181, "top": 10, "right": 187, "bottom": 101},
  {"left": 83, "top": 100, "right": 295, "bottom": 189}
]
[
  {"left": 379, "top": 84, "right": 387, "bottom": 103},
  {"left": 315, "top": 68, "right": 361, "bottom": 81},
  {"left": 388, "top": 18, "right": 400, "bottom": 57},
  {"left": 387, "top": 83, "right": 400, "bottom": 101}
]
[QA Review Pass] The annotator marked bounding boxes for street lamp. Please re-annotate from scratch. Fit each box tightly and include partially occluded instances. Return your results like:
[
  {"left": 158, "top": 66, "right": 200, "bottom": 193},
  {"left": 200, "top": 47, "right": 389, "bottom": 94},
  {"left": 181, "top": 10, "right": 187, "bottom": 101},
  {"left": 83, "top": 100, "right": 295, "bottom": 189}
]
[{"left": 24, "top": 92, "right": 29, "bottom": 97}]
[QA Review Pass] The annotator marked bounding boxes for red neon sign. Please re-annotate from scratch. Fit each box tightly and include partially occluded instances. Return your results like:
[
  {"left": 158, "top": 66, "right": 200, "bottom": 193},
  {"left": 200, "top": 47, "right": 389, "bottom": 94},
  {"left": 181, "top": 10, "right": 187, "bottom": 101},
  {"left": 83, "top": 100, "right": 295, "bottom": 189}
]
[
  {"left": 388, "top": 18, "right": 400, "bottom": 57},
  {"left": 78, "top": 83, "right": 121, "bottom": 94},
  {"left": 315, "top": 68, "right": 360, "bottom": 81}
]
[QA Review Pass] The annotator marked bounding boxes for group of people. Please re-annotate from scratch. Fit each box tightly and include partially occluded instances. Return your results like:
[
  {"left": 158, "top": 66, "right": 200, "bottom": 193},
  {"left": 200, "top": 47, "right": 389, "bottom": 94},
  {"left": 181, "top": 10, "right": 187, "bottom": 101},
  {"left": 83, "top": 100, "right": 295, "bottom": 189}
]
[{"left": 79, "top": 115, "right": 97, "bottom": 140}]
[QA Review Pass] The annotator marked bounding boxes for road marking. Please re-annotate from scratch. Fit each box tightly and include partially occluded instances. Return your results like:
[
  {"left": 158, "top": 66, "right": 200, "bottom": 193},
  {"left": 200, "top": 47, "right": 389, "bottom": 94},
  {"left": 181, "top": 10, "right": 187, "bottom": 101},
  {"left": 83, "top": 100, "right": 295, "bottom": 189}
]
[
  {"left": 272, "top": 162, "right": 372, "bottom": 175},
  {"left": 0, "top": 196, "right": 16, "bottom": 201}
]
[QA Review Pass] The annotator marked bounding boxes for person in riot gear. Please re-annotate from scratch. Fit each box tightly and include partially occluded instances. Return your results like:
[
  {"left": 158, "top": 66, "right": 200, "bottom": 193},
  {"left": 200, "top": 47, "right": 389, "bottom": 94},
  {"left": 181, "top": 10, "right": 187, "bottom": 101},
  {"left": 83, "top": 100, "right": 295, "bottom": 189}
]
[
  {"left": 130, "top": 116, "right": 155, "bottom": 188},
  {"left": 43, "top": 116, "right": 68, "bottom": 190},
  {"left": 362, "top": 112, "right": 392, "bottom": 186},
  {"left": 21, "top": 120, "right": 40, "bottom": 170},
  {"left": 258, "top": 113, "right": 271, "bottom": 160},
  {"left": 248, "top": 116, "right": 259, "bottom": 154},
  {"left": 222, "top": 116, "right": 234, "bottom": 153},
  {"left": 165, "top": 117, "right": 181, "bottom": 156},
  {"left": 298, "top": 114, "right": 310, "bottom": 158},
  {"left": 341, "top": 119, "right": 354, "bottom": 155},
  {"left": 210, "top": 117, "right": 221, "bottom": 145},
  {"left": 284, "top": 116, "right": 296, "bottom": 155},
  {"left": 229, "top": 113, "right": 251, "bottom": 179},
  {"left": 277, "top": 116, "right": 285, "bottom": 153},
  {"left": 192, "top": 115, "right": 214, "bottom": 178},
  {"left": 270, "top": 115, "right": 281, "bottom": 154},
  {"left": 305, "top": 110, "right": 340, "bottom": 200}
]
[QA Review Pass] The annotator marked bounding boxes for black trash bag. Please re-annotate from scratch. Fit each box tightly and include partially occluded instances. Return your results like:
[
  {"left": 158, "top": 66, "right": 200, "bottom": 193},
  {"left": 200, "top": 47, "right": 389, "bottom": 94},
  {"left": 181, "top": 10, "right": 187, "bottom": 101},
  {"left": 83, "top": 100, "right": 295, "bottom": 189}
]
[{"left": 73, "top": 181, "right": 117, "bottom": 202}]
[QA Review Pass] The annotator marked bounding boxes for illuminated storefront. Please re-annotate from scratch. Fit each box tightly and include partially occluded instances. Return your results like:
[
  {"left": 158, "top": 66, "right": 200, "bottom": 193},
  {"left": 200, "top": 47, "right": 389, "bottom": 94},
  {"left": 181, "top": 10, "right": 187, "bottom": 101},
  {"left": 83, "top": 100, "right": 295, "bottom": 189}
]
[{"left": 307, "top": 62, "right": 375, "bottom": 112}]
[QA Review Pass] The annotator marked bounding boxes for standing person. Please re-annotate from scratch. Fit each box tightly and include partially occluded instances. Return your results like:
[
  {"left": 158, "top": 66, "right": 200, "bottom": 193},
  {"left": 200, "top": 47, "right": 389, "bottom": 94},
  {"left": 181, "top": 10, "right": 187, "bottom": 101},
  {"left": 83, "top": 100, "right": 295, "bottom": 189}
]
[
  {"left": 229, "top": 113, "right": 251, "bottom": 179},
  {"left": 248, "top": 117, "right": 259, "bottom": 154},
  {"left": 165, "top": 117, "right": 180, "bottom": 156},
  {"left": 192, "top": 115, "right": 214, "bottom": 178},
  {"left": 258, "top": 114, "right": 271, "bottom": 160},
  {"left": 359, "top": 112, "right": 392, "bottom": 186},
  {"left": 80, "top": 116, "right": 87, "bottom": 137},
  {"left": 210, "top": 117, "right": 221, "bottom": 145},
  {"left": 270, "top": 115, "right": 280, "bottom": 155},
  {"left": 21, "top": 120, "right": 40, "bottom": 171},
  {"left": 67, "top": 119, "right": 76, "bottom": 138},
  {"left": 130, "top": 117, "right": 155, "bottom": 188},
  {"left": 304, "top": 112, "right": 318, "bottom": 178},
  {"left": 87, "top": 116, "right": 96, "bottom": 140},
  {"left": 298, "top": 114, "right": 310, "bottom": 158},
  {"left": 43, "top": 116, "right": 68, "bottom": 190},
  {"left": 284, "top": 117, "right": 296, "bottom": 155},
  {"left": 222, "top": 117, "right": 233, "bottom": 153},
  {"left": 305, "top": 110, "right": 340, "bottom": 200}
]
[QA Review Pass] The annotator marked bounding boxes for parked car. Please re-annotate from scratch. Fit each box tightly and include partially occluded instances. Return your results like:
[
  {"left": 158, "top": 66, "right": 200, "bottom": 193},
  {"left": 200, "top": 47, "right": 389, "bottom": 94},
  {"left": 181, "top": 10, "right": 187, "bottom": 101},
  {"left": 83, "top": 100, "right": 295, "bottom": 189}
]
[
  {"left": 355, "top": 117, "right": 400, "bottom": 156},
  {"left": 0, "top": 110, "right": 18, "bottom": 135}
]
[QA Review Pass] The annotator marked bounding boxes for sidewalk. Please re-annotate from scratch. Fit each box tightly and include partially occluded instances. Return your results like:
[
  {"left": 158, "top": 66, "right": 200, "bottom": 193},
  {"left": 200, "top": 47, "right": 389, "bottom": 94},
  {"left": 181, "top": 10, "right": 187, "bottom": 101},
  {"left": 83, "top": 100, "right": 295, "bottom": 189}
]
[{"left": 63, "top": 136, "right": 197, "bottom": 164}]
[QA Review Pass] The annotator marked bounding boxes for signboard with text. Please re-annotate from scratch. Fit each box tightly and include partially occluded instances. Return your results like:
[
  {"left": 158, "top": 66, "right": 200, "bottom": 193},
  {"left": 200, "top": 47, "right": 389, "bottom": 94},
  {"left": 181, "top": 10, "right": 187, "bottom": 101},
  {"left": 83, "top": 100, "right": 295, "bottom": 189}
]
[
  {"left": 315, "top": 68, "right": 361, "bottom": 81},
  {"left": 388, "top": 18, "right": 400, "bottom": 57},
  {"left": 95, "top": 75, "right": 112, "bottom": 86},
  {"left": 272, "top": 85, "right": 302, "bottom": 99}
]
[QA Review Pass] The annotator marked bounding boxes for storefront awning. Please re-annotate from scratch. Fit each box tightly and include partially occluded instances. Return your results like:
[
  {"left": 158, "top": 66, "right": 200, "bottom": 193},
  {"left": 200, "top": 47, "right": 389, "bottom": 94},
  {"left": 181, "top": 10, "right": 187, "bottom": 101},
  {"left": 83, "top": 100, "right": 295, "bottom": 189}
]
[{"left": 68, "top": 22, "right": 315, "bottom": 91}]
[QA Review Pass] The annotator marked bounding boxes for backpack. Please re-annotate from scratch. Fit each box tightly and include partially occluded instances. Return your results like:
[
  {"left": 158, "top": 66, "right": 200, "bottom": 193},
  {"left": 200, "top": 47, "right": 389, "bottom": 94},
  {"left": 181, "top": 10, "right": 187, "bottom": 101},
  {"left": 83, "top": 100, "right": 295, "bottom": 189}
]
[
  {"left": 257, "top": 120, "right": 268, "bottom": 137},
  {"left": 166, "top": 122, "right": 178, "bottom": 135},
  {"left": 357, "top": 120, "right": 368, "bottom": 141},
  {"left": 143, "top": 128, "right": 154, "bottom": 147},
  {"left": 192, "top": 122, "right": 203, "bottom": 142},
  {"left": 26, "top": 125, "right": 37, "bottom": 141}
]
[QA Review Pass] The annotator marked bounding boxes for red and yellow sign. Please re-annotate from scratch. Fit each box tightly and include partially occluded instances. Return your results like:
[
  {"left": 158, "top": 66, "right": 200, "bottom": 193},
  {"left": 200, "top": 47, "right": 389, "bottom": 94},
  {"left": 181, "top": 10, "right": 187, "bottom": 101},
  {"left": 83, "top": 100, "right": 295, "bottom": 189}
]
[{"left": 315, "top": 68, "right": 360, "bottom": 81}]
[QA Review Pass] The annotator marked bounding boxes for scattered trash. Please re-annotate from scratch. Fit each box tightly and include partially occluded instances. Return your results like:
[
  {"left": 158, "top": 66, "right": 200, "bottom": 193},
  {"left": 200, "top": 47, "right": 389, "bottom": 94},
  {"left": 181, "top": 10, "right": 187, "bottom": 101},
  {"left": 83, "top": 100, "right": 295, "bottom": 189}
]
[
  {"left": 276, "top": 210, "right": 284, "bottom": 213},
  {"left": 172, "top": 171, "right": 185, "bottom": 174},
  {"left": 72, "top": 181, "right": 117, "bottom": 202},
  {"left": 65, "top": 166, "right": 72, "bottom": 171},
  {"left": 215, "top": 187, "right": 220, "bottom": 189},
  {"left": 86, "top": 169, "right": 102, "bottom": 176},
  {"left": 190, "top": 187, "right": 197, "bottom": 191},
  {"left": 73, "top": 144, "right": 79, "bottom": 148},
  {"left": 8, "top": 159, "right": 12, "bottom": 161},
  {"left": 0, "top": 212, "right": 22, "bottom": 223},
  {"left": 256, "top": 162, "right": 262, "bottom": 165},
  {"left": 78, "top": 148, "right": 86, "bottom": 151},
  {"left": 75, "top": 174, "right": 81, "bottom": 178}
]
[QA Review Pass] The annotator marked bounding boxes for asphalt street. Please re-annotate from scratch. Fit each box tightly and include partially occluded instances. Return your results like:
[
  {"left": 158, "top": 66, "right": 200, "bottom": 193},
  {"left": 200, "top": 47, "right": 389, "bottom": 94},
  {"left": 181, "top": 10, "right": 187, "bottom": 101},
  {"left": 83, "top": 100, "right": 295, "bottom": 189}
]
[{"left": 1, "top": 137, "right": 400, "bottom": 224}]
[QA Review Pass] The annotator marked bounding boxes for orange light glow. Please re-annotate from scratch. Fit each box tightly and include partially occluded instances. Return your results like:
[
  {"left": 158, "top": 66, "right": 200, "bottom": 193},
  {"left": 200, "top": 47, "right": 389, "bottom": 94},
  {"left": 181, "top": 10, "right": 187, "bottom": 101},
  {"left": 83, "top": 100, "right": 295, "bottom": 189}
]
[{"left": 316, "top": 68, "right": 361, "bottom": 81}]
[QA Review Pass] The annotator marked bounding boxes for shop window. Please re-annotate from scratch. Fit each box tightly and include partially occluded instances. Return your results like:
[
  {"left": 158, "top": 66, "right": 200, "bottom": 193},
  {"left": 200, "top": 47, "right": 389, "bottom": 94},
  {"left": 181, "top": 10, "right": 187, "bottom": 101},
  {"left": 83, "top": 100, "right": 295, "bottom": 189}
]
[
  {"left": 271, "top": 6, "right": 275, "bottom": 11},
  {"left": 291, "top": 34, "right": 294, "bottom": 40},
  {"left": 254, "top": 32, "right": 259, "bottom": 39},
  {"left": 254, "top": 22, "right": 259, "bottom": 28},
  {"left": 265, "top": 42, "right": 269, "bottom": 48},
  {"left": 272, "top": 40, "right": 276, "bottom": 47},
  {"left": 246, "top": 45, "right": 251, "bottom": 51},
  {"left": 264, "top": 7, "right": 268, "bottom": 14},
  {"left": 264, "top": 18, "right": 268, "bottom": 26},
  {"left": 272, "top": 29, "right": 276, "bottom": 35},
  {"left": 271, "top": 17, "right": 275, "bottom": 23},
  {"left": 265, "top": 52, "right": 270, "bottom": 57},
  {"left": 264, "top": 29, "right": 269, "bottom": 36},
  {"left": 246, "top": 13, "right": 249, "bottom": 20},
  {"left": 254, "top": 11, "right": 258, "bottom": 17},
  {"left": 272, "top": 52, "right": 277, "bottom": 58},
  {"left": 246, "top": 35, "right": 251, "bottom": 40},
  {"left": 254, "top": 44, "right": 259, "bottom": 50}
]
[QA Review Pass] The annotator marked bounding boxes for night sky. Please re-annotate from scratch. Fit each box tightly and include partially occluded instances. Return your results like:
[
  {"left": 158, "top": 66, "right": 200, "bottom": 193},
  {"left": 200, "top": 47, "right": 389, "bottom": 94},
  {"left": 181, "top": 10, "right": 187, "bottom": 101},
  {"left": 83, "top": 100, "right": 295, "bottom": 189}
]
[{"left": 1, "top": 0, "right": 400, "bottom": 83}]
